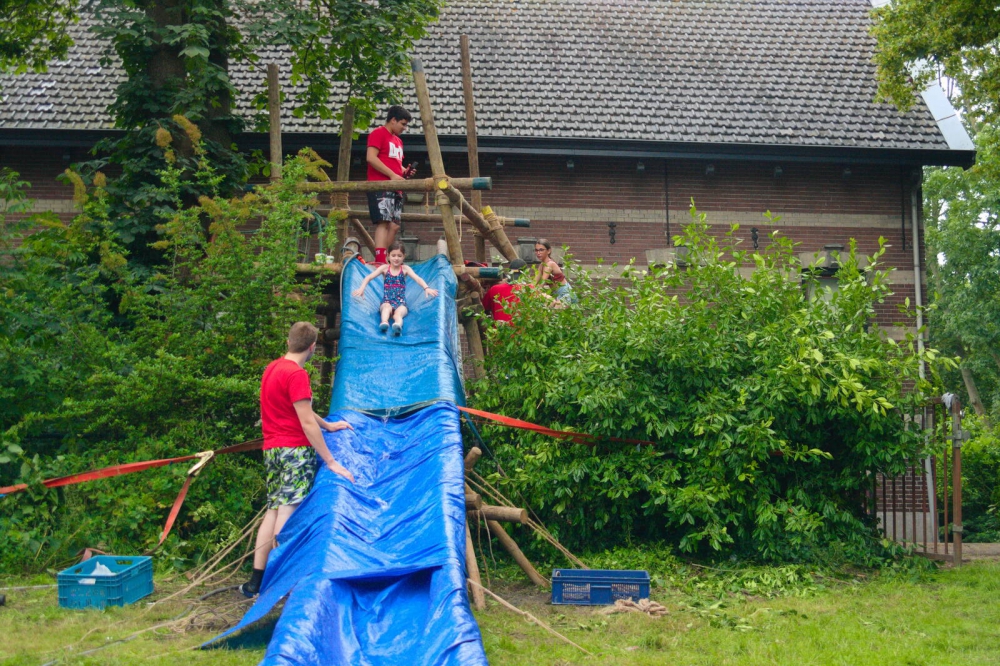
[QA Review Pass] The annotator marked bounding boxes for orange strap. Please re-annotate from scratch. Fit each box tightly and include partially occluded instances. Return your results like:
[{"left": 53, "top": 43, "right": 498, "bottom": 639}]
[
  {"left": 456, "top": 406, "right": 654, "bottom": 447},
  {"left": 0, "top": 438, "right": 265, "bottom": 553},
  {"left": 0, "top": 438, "right": 264, "bottom": 497}
]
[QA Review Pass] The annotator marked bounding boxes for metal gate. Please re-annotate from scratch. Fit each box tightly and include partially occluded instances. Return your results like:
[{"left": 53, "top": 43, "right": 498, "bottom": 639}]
[{"left": 873, "top": 395, "right": 965, "bottom": 565}]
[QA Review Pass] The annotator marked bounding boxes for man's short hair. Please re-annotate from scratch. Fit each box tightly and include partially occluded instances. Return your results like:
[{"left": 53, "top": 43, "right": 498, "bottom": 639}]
[
  {"left": 386, "top": 105, "right": 412, "bottom": 123},
  {"left": 287, "top": 322, "right": 318, "bottom": 353}
]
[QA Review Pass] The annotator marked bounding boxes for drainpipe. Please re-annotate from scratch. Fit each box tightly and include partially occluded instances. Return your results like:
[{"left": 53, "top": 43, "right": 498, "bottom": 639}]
[{"left": 910, "top": 171, "right": 925, "bottom": 379}]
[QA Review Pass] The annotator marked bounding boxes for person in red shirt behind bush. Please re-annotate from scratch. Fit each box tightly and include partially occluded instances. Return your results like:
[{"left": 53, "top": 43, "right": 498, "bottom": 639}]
[
  {"left": 482, "top": 259, "right": 527, "bottom": 323},
  {"left": 366, "top": 105, "right": 416, "bottom": 264},
  {"left": 239, "top": 322, "right": 354, "bottom": 598}
]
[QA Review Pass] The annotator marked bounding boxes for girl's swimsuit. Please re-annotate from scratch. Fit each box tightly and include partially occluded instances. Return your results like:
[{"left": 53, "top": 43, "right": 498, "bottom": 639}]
[
  {"left": 545, "top": 262, "right": 576, "bottom": 303},
  {"left": 382, "top": 266, "right": 407, "bottom": 309}
]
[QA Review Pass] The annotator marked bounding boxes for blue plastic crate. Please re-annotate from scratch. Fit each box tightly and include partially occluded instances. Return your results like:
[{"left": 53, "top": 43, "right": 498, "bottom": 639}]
[
  {"left": 58, "top": 555, "right": 154, "bottom": 610},
  {"left": 551, "top": 569, "right": 650, "bottom": 606}
]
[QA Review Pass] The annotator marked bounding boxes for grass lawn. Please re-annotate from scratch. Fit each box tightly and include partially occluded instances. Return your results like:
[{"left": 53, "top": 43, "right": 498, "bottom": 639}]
[{"left": 2, "top": 562, "right": 999, "bottom": 665}]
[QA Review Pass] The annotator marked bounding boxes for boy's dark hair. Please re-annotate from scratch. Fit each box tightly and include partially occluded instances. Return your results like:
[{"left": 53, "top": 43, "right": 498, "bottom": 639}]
[
  {"left": 287, "top": 321, "right": 318, "bottom": 353},
  {"left": 387, "top": 240, "right": 406, "bottom": 255},
  {"left": 506, "top": 258, "right": 527, "bottom": 281},
  {"left": 386, "top": 106, "right": 412, "bottom": 123}
]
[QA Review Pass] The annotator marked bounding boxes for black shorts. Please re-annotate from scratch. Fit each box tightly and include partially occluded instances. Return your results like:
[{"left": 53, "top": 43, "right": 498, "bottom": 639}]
[{"left": 367, "top": 190, "right": 403, "bottom": 225}]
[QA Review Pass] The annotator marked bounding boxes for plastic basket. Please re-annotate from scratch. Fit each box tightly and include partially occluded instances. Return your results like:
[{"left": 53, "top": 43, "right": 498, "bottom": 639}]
[
  {"left": 551, "top": 569, "right": 650, "bottom": 606},
  {"left": 58, "top": 555, "right": 154, "bottom": 610}
]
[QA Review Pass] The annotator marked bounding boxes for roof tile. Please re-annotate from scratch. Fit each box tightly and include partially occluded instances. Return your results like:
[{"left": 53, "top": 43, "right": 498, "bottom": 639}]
[{"left": 0, "top": 0, "right": 948, "bottom": 151}]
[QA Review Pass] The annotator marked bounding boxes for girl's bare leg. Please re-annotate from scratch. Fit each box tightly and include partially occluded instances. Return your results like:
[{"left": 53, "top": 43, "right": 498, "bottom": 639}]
[
  {"left": 392, "top": 306, "right": 408, "bottom": 335},
  {"left": 379, "top": 303, "right": 392, "bottom": 332}
]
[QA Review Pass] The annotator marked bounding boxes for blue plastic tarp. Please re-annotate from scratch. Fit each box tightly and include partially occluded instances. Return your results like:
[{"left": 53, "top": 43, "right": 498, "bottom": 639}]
[
  {"left": 207, "top": 254, "right": 487, "bottom": 665},
  {"left": 207, "top": 404, "right": 487, "bottom": 665},
  {"left": 330, "top": 254, "right": 465, "bottom": 415}
]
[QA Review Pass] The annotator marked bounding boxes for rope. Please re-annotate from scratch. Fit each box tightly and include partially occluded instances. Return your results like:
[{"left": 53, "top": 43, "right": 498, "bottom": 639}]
[{"left": 467, "top": 579, "right": 594, "bottom": 657}]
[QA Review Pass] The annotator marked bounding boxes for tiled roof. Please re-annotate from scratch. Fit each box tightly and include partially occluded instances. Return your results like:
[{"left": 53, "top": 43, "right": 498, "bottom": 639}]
[{"left": 0, "top": 0, "right": 950, "bottom": 151}]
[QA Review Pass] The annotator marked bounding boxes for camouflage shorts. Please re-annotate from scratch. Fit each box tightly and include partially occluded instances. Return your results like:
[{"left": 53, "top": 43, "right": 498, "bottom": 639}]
[{"left": 264, "top": 446, "right": 318, "bottom": 509}]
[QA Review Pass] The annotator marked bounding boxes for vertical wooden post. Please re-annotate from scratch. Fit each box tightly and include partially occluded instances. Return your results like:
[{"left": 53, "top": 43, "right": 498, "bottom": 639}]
[
  {"left": 460, "top": 36, "right": 487, "bottom": 264},
  {"left": 267, "top": 64, "right": 282, "bottom": 182},
  {"left": 462, "top": 316, "right": 486, "bottom": 380},
  {"left": 465, "top": 521, "right": 486, "bottom": 610},
  {"left": 334, "top": 104, "right": 356, "bottom": 248},
  {"left": 951, "top": 398, "right": 963, "bottom": 566},
  {"left": 412, "top": 57, "right": 488, "bottom": 380}
]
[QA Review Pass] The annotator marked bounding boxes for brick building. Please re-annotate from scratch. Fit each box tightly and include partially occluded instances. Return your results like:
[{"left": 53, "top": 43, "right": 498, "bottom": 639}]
[{"left": 0, "top": 0, "right": 975, "bottom": 335}]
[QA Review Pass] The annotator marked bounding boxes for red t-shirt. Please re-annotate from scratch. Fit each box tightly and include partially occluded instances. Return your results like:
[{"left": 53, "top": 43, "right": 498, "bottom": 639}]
[
  {"left": 367, "top": 126, "right": 405, "bottom": 181},
  {"left": 260, "top": 358, "right": 313, "bottom": 450},
  {"left": 482, "top": 283, "right": 521, "bottom": 323}
]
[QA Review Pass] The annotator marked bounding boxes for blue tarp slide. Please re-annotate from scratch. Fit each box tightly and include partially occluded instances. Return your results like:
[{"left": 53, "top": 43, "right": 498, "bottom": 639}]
[
  {"left": 206, "top": 255, "right": 488, "bottom": 665},
  {"left": 331, "top": 253, "right": 465, "bottom": 415}
]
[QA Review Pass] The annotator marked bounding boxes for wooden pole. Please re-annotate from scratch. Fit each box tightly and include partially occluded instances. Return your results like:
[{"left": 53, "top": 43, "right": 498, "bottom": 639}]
[
  {"left": 471, "top": 506, "right": 528, "bottom": 524},
  {"left": 412, "top": 58, "right": 463, "bottom": 263},
  {"left": 299, "top": 176, "right": 491, "bottom": 194},
  {"left": 294, "top": 263, "right": 503, "bottom": 281},
  {"left": 486, "top": 520, "right": 548, "bottom": 587},
  {"left": 460, "top": 35, "right": 487, "bottom": 264},
  {"left": 465, "top": 491, "right": 483, "bottom": 511},
  {"left": 465, "top": 522, "right": 486, "bottom": 610},
  {"left": 443, "top": 185, "right": 519, "bottom": 261},
  {"left": 267, "top": 64, "right": 282, "bottom": 182},
  {"left": 348, "top": 218, "right": 376, "bottom": 256},
  {"left": 412, "top": 57, "right": 490, "bottom": 378},
  {"left": 462, "top": 317, "right": 486, "bottom": 380},
  {"left": 951, "top": 398, "right": 963, "bottom": 566},
  {"left": 334, "top": 104, "right": 356, "bottom": 246},
  {"left": 464, "top": 446, "right": 482, "bottom": 473},
  {"left": 333, "top": 208, "right": 529, "bottom": 227}
]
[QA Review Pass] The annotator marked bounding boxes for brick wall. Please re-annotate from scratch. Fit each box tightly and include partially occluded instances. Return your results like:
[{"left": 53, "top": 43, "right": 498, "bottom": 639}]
[{"left": 2, "top": 142, "right": 926, "bottom": 330}]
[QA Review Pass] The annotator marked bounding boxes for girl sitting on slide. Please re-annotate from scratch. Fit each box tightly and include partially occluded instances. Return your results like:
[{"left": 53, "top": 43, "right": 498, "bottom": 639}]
[{"left": 352, "top": 241, "right": 438, "bottom": 335}]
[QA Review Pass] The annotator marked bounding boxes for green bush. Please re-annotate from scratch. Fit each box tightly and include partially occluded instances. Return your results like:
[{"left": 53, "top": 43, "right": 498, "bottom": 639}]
[
  {"left": 473, "top": 208, "right": 948, "bottom": 564},
  {"left": 0, "top": 135, "right": 337, "bottom": 572},
  {"left": 959, "top": 417, "right": 1000, "bottom": 542}
]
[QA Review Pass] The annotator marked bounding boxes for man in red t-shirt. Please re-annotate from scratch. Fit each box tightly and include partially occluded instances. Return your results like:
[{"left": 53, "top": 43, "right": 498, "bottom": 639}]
[
  {"left": 366, "top": 105, "right": 416, "bottom": 264},
  {"left": 240, "top": 322, "right": 354, "bottom": 597},
  {"left": 482, "top": 259, "right": 527, "bottom": 323}
]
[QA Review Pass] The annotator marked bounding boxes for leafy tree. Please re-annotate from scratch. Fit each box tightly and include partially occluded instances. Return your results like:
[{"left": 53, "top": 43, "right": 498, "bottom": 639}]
[
  {"left": 924, "top": 127, "right": 1000, "bottom": 420},
  {"left": 871, "top": 0, "right": 1000, "bottom": 130},
  {"left": 873, "top": 2, "right": 1000, "bottom": 417},
  {"left": 0, "top": 0, "right": 78, "bottom": 76},
  {"left": 0, "top": 132, "right": 336, "bottom": 570},
  {"left": 30, "top": 0, "right": 440, "bottom": 266},
  {"left": 472, "top": 210, "right": 947, "bottom": 563}
]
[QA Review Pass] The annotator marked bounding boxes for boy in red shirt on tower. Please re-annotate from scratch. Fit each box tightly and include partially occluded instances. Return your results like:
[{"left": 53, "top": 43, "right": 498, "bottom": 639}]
[
  {"left": 240, "top": 322, "right": 354, "bottom": 597},
  {"left": 366, "top": 105, "right": 416, "bottom": 264}
]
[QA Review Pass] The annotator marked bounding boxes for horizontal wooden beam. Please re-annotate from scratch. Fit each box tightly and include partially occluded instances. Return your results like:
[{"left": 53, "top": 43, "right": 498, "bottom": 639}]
[
  {"left": 470, "top": 505, "right": 528, "bottom": 524},
  {"left": 299, "top": 177, "right": 492, "bottom": 194},
  {"left": 296, "top": 262, "right": 503, "bottom": 280},
  {"left": 337, "top": 208, "right": 529, "bottom": 227},
  {"left": 465, "top": 491, "right": 483, "bottom": 511}
]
